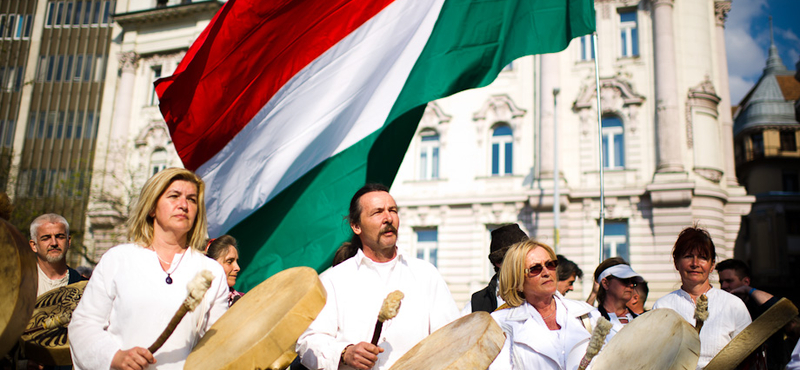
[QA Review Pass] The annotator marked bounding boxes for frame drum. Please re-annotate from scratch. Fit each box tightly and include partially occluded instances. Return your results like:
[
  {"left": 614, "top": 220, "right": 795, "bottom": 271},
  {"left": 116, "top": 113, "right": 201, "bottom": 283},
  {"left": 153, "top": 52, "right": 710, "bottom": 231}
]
[
  {"left": 388, "top": 312, "right": 505, "bottom": 370},
  {"left": 591, "top": 309, "right": 700, "bottom": 370},
  {"left": 21, "top": 280, "right": 88, "bottom": 365},
  {"left": 185, "top": 266, "right": 326, "bottom": 370},
  {"left": 0, "top": 219, "right": 37, "bottom": 357},
  {"left": 705, "top": 298, "right": 798, "bottom": 370}
]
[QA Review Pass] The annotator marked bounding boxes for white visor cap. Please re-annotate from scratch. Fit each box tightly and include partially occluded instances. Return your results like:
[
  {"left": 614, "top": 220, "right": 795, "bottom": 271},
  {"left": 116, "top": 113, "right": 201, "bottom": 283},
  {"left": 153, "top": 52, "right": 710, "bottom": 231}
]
[{"left": 596, "top": 264, "right": 644, "bottom": 284}]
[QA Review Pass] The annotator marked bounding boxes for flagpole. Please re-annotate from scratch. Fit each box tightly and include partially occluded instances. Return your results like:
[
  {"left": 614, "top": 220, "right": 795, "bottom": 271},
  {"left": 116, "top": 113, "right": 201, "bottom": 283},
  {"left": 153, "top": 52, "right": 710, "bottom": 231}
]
[
  {"left": 592, "top": 32, "right": 605, "bottom": 265},
  {"left": 553, "top": 88, "right": 560, "bottom": 251}
]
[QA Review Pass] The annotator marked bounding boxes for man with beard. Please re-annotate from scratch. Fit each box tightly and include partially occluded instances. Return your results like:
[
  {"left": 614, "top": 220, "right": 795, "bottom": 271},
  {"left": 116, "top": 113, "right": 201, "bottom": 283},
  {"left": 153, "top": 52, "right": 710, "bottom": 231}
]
[
  {"left": 297, "top": 184, "right": 459, "bottom": 370},
  {"left": 29, "top": 213, "right": 86, "bottom": 296}
]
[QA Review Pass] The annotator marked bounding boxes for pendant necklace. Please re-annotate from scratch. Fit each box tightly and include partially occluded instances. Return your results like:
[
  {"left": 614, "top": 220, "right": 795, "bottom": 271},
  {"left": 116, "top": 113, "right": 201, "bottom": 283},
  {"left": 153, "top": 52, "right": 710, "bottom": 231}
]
[{"left": 157, "top": 249, "right": 186, "bottom": 284}]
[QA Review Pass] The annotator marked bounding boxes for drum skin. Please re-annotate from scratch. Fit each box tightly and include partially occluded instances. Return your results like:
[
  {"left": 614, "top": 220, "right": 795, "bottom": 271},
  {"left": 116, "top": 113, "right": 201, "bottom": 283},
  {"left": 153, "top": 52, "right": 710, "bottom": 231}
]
[
  {"left": 592, "top": 308, "right": 700, "bottom": 370},
  {"left": 21, "top": 280, "right": 88, "bottom": 366},
  {"left": 185, "top": 266, "right": 326, "bottom": 370},
  {"left": 0, "top": 219, "right": 37, "bottom": 357},
  {"left": 388, "top": 311, "right": 505, "bottom": 370}
]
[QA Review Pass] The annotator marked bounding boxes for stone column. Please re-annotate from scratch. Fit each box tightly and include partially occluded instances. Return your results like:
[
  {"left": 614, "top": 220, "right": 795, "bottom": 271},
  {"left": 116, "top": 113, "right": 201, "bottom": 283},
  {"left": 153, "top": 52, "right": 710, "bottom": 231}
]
[
  {"left": 111, "top": 51, "right": 139, "bottom": 144},
  {"left": 539, "top": 53, "right": 559, "bottom": 178},
  {"left": 652, "top": 0, "right": 684, "bottom": 173},
  {"left": 714, "top": 1, "right": 738, "bottom": 186}
]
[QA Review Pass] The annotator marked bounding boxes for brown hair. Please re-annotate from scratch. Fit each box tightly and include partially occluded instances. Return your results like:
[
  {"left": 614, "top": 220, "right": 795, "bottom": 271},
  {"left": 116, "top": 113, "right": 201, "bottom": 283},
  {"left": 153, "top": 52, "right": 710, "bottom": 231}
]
[
  {"left": 672, "top": 226, "right": 716, "bottom": 265},
  {"left": 206, "top": 235, "right": 238, "bottom": 260},
  {"left": 593, "top": 257, "right": 630, "bottom": 305}
]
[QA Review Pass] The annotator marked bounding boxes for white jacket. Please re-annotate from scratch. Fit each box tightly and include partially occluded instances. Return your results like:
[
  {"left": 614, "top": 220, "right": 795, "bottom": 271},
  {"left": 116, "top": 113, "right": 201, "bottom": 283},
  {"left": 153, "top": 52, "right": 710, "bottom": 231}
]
[{"left": 489, "top": 295, "right": 597, "bottom": 370}]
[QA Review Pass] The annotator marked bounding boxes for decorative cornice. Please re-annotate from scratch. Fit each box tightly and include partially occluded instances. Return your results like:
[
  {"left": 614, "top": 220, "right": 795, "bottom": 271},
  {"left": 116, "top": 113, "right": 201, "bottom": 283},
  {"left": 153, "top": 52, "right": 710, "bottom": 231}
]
[
  {"left": 473, "top": 94, "right": 527, "bottom": 121},
  {"left": 422, "top": 102, "right": 452, "bottom": 125},
  {"left": 114, "top": 1, "right": 223, "bottom": 27},
  {"left": 118, "top": 51, "right": 140, "bottom": 72},
  {"left": 714, "top": 1, "right": 731, "bottom": 27},
  {"left": 573, "top": 77, "right": 645, "bottom": 110}
]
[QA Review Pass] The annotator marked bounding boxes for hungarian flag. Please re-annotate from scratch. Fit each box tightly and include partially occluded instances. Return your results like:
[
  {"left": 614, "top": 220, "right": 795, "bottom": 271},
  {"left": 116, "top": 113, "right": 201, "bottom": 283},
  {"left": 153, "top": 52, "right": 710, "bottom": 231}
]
[{"left": 156, "top": 0, "right": 595, "bottom": 291}]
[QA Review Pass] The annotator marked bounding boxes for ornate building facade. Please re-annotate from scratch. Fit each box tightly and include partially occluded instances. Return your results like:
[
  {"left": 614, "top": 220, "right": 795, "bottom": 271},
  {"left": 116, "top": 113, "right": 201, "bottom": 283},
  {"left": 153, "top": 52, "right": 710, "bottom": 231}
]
[{"left": 390, "top": 0, "right": 753, "bottom": 306}]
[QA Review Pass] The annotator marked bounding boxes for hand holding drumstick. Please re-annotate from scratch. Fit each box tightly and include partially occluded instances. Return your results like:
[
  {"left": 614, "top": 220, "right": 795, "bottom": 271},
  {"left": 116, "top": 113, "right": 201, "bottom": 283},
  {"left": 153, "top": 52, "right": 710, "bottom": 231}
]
[{"left": 341, "top": 291, "right": 404, "bottom": 370}]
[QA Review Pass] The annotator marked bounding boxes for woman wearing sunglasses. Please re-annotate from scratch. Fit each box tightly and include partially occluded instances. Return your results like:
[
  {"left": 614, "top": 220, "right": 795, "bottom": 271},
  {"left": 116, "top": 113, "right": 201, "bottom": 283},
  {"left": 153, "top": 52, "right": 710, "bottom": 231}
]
[
  {"left": 489, "top": 239, "right": 598, "bottom": 370},
  {"left": 589, "top": 257, "right": 644, "bottom": 343}
]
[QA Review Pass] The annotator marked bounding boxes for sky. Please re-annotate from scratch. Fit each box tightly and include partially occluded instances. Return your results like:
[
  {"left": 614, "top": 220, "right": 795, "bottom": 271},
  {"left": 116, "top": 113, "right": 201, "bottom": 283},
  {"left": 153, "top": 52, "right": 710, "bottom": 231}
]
[{"left": 725, "top": 0, "right": 800, "bottom": 104}]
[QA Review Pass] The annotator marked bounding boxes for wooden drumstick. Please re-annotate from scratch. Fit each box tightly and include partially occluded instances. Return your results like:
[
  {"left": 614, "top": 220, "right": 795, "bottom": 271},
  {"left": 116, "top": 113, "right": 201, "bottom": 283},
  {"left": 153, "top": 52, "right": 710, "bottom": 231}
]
[
  {"left": 371, "top": 290, "right": 404, "bottom": 345},
  {"left": 148, "top": 270, "right": 214, "bottom": 353},
  {"left": 694, "top": 294, "right": 708, "bottom": 334},
  {"left": 577, "top": 317, "right": 612, "bottom": 370}
]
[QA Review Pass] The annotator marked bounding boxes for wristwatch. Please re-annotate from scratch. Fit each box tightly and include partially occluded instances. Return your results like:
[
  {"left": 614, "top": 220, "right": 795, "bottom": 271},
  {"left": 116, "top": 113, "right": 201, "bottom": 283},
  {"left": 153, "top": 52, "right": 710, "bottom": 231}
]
[{"left": 341, "top": 344, "right": 353, "bottom": 366}]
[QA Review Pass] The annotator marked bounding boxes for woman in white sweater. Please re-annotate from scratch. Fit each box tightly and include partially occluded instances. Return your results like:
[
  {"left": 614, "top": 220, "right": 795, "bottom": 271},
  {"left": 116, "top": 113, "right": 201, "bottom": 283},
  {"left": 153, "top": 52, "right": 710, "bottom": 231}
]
[{"left": 69, "top": 168, "right": 229, "bottom": 370}]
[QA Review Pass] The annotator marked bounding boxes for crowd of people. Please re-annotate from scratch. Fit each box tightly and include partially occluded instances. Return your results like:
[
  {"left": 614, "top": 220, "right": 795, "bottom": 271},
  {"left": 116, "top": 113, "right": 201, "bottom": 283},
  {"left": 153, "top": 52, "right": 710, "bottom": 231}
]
[{"left": 13, "top": 168, "right": 800, "bottom": 370}]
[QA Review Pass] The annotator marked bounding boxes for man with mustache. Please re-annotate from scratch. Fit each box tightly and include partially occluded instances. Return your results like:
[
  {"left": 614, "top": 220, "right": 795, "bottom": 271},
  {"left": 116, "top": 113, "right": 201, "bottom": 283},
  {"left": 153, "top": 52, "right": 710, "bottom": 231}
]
[
  {"left": 29, "top": 213, "right": 86, "bottom": 296},
  {"left": 297, "top": 183, "right": 459, "bottom": 370}
]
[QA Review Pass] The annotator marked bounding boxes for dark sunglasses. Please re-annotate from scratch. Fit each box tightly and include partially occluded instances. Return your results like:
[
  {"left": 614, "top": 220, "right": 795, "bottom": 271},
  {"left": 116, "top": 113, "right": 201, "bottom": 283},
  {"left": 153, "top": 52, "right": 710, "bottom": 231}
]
[
  {"left": 610, "top": 276, "right": 638, "bottom": 287},
  {"left": 525, "top": 260, "right": 559, "bottom": 277}
]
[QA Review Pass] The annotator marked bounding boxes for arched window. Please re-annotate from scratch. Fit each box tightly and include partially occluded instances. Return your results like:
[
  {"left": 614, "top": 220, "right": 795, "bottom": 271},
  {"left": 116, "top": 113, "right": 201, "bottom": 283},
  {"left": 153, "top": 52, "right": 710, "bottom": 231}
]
[
  {"left": 419, "top": 129, "right": 440, "bottom": 180},
  {"left": 601, "top": 116, "right": 624, "bottom": 169},
  {"left": 150, "top": 149, "right": 168, "bottom": 176},
  {"left": 491, "top": 125, "right": 513, "bottom": 176}
]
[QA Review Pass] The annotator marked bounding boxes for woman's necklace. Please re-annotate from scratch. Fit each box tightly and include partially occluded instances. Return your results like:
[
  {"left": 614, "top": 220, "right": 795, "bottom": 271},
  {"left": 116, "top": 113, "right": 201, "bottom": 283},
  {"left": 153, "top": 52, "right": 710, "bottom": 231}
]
[
  {"left": 539, "top": 299, "right": 557, "bottom": 320},
  {"left": 155, "top": 248, "right": 186, "bottom": 284}
]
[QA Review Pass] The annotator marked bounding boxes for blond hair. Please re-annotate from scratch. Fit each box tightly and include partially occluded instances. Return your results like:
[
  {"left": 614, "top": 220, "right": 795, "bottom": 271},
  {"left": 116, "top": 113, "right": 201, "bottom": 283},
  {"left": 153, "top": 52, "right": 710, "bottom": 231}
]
[
  {"left": 127, "top": 168, "right": 208, "bottom": 251},
  {"left": 498, "top": 239, "right": 558, "bottom": 307}
]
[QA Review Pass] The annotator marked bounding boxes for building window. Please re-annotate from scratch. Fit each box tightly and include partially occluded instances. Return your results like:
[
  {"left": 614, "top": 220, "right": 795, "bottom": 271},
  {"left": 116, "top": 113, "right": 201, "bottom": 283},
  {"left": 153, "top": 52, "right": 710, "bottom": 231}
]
[
  {"left": 150, "top": 149, "right": 168, "bottom": 176},
  {"left": 619, "top": 9, "right": 638, "bottom": 57},
  {"left": 752, "top": 133, "right": 764, "bottom": 158},
  {"left": 418, "top": 129, "right": 439, "bottom": 180},
  {"left": 602, "top": 116, "right": 625, "bottom": 169},
  {"left": 415, "top": 228, "right": 438, "bottom": 267},
  {"left": 578, "top": 34, "right": 594, "bottom": 61},
  {"left": 150, "top": 65, "right": 162, "bottom": 106},
  {"left": 780, "top": 131, "right": 797, "bottom": 152},
  {"left": 491, "top": 124, "right": 513, "bottom": 176},
  {"left": 784, "top": 171, "right": 799, "bottom": 193},
  {"left": 603, "top": 221, "right": 629, "bottom": 262},
  {"left": 787, "top": 212, "right": 800, "bottom": 236}
]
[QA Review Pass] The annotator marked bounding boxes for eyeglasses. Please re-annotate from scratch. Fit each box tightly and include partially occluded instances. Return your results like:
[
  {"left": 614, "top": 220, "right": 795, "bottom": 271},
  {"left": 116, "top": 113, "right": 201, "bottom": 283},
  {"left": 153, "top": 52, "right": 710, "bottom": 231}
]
[
  {"left": 610, "top": 277, "right": 638, "bottom": 287},
  {"left": 525, "top": 260, "right": 559, "bottom": 277}
]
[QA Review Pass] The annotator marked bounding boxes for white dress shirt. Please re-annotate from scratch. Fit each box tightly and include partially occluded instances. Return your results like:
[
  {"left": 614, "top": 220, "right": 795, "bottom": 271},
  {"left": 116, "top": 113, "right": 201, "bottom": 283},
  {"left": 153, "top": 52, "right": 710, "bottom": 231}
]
[
  {"left": 69, "top": 244, "right": 230, "bottom": 370},
  {"left": 489, "top": 295, "right": 596, "bottom": 370},
  {"left": 296, "top": 247, "right": 459, "bottom": 370},
  {"left": 588, "top": 308, "right": 635, "bottom": 343},
  {"left": 653, "top": 287, "right": 751, "bottom": 369},
  {"left": 788, "top": 338, "right": 800, "bottom": 370}
]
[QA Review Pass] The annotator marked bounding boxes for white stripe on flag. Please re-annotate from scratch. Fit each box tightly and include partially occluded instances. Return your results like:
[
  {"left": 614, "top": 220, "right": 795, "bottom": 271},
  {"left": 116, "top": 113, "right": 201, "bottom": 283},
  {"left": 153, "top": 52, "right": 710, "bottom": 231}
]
[{"left": 198, "top": 0, "right": 445, "bottom": 235}]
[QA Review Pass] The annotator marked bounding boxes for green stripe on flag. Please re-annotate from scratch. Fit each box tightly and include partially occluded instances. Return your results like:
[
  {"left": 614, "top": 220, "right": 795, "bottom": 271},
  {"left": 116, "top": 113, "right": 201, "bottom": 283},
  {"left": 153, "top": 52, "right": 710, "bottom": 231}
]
[{"left": 233, "top": 0, "right": 595, "bottom": 291}]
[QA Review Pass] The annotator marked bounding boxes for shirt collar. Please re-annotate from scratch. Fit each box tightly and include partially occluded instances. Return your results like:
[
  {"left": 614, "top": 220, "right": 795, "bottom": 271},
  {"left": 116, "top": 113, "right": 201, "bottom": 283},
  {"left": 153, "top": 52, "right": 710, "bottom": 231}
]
[{"left": 354, "top": 246, "right": 406, "bottom": 268}]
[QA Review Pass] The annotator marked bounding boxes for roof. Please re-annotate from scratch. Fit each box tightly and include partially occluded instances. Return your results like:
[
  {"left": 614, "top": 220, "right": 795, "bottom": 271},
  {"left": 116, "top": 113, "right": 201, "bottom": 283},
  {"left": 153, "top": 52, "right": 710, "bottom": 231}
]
[{"left": 776, "top": 75, "right": 800, "bottom": 101}]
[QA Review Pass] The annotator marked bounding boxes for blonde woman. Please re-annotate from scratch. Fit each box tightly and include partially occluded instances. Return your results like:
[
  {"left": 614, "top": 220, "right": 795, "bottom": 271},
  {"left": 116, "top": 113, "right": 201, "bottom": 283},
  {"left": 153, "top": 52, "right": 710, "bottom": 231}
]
[
  {"left": 70, "top": 168, "right": 229, "bottom": 370},
  {"left": 489, "top": 240, "right": 598, "bottom": 370}
]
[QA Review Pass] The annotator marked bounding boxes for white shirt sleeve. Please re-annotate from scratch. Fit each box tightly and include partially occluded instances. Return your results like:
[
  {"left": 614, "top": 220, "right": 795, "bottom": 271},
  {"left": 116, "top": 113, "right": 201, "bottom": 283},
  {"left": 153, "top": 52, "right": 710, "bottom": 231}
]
[
  {"left": 787, "top": 339, "right": 800, "bottom": 370},
  {"left": 296, "top": 279, "right": 348, "bottom": 370},
  {"left": 69, "top": 251, "right": 121, "bottom": 370}
]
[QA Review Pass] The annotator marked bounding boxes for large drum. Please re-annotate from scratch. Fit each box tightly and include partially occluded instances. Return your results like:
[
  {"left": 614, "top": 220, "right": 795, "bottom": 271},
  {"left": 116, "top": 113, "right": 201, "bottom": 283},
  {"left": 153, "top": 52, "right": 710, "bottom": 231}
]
[
  {"left": 388, "top": 311, "right": 505, "bottom": 370},
  {"left": 705, "top": 298, "right": 798, "bottom": 370},
  {"left": 20, "top": 280, "right": 88, "bottom": 366},
  {"left": 185, "top": 266, "right": 326, "bottom": 370},
  {"left": 0, "top": 219, "right": 37, "bottom": 357},
  {"left": 591, "top": 309, "right": 700, "bottom": 370}
]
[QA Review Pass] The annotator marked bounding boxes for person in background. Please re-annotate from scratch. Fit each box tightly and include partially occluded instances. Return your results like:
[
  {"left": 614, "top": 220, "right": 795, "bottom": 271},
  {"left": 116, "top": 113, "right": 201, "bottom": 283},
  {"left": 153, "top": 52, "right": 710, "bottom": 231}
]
[
  {"left": 716, "top": 258, "right": 798, "bottom": 369},
  {"left": 627, "top": 280, "right": 649, "bottom": 315},
  {"left": 556, "top": 254, "right": 583, "bottom": 296},
  {"left": 75, "top": 265, "right": 93, "bottom": 280},
  {"left": 69, "top": 168, "right": 229, "bottom": 370},
  {"left": 29, "top": 213, "right": 87, "bottom": 296},
  {"left": 463, "top": 224, "right": 528, "bottom": 314},
  {"left": 589, "top": 257, "right": 644, "bottom": 342},
  {"left": 206, "top": 235, "right": 244, "bottom": 307},
  {"left": 653, "top": 226, "right": 751, "bottom": 370}
]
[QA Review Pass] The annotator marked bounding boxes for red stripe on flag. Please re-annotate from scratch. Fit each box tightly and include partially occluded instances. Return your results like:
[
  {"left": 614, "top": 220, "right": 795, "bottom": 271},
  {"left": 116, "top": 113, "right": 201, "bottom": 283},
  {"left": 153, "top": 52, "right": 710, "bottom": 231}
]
[{"left": 155, "top": 0, "right": 397, "bottom": 171}]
